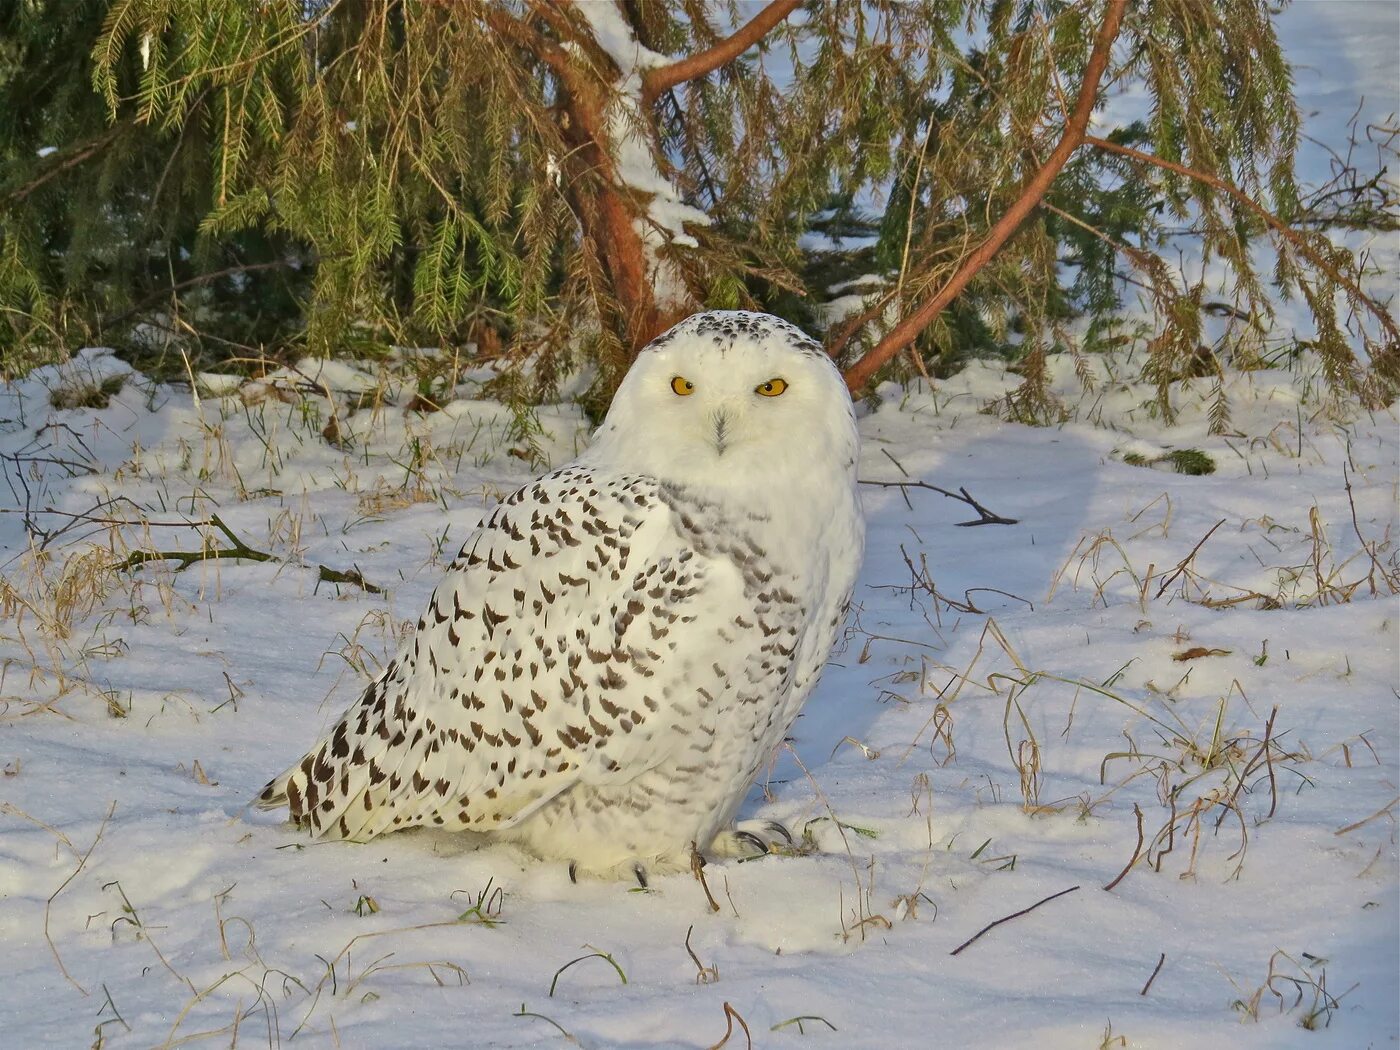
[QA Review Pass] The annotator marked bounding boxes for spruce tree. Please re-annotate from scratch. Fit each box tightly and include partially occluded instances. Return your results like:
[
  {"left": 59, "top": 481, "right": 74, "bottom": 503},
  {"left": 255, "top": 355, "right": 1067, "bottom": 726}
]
[{"left": 0, "top": 0, "right": 1392, "bottom": 411}]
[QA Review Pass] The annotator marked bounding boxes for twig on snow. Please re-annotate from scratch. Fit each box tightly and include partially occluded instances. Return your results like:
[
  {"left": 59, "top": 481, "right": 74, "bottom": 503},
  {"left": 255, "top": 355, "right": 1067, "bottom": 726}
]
[
  {"left": 46, "top": 800, "right": 117, "bottom": 996},
  {"left": 114, "top": 513, "right": 383, "bottom": 594},
  {"left": 1153, "top": 518, "right": 1226, "bottom": 599},
  {"left": 949, "top": 884, "right": 1080, "bottom": 956},
  {"left": 1103, "top": 803, "right": 1145, "bottom": 892},
  {"left": 1140, "top": 952, "right": 1167, "bottom": 996},
  {"left": 859, "top": 479, "right": 1019, "bottom": 526},
  {"left": 705, "top": 1001, "right": 753, "bottom": 1050}
]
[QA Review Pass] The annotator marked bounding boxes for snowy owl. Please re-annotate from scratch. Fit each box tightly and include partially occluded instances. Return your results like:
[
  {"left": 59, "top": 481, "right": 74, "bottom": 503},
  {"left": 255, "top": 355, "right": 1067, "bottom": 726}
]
[{"left": 258, "top": 311, "right": 864, "bottom": 881}]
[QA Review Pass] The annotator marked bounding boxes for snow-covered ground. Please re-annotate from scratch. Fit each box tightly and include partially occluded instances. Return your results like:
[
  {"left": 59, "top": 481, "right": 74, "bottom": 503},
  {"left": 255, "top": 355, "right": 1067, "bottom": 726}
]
[{"left": 1, "top": 341, "right": 1395, "bottom": 1048}]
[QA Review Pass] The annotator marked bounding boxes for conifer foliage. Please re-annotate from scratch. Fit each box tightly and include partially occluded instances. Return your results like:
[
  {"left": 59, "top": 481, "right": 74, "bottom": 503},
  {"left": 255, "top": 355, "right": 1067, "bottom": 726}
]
[{"left": 1, "top": 1, "right": 1394, "bottom": 410}]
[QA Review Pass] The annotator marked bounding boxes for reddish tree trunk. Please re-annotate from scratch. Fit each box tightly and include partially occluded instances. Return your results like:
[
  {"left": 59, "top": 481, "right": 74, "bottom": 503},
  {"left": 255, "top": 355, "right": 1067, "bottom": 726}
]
[{"left": 556, "top": 74, "right": 669, "bottom": 351}]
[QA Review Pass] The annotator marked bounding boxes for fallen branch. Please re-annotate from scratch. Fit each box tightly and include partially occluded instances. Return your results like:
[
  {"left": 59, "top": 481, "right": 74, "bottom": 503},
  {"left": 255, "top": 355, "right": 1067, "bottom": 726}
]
[
  {"left": 114, "top": 514, "right": 383, "bottom": 595},
  {"left": 841, "top": 0, "right": 1128, "bottom": 392},
  {"left": 949, "top": 884, "right": 1080, "bottom": 956},
  {"left": 859, "top": 479, "right": 1019, "bottom": 526}
]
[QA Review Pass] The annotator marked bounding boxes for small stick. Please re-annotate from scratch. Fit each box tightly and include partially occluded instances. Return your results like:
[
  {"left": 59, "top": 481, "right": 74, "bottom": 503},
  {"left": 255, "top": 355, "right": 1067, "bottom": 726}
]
[
  {"left": 949, "top": 884, "right": 1080, "bottom": 955},
  {"left": 859, "top": 480, "right": 1019, "bottom": 526},
  {"left": 1154, "top": 518, "right": 1226, "bottom": 599},
  {"left": 1225, "top": 706, "right": 1279, "bottom": 824},
  {"left": 1103, "top": 803, "right": 1145, "bottom": 891},
  {"left": 684, "top": 925, "right": 718, "bottom": 984},
  {"left": 1343, "top": 462, "right": 1395, "bottom": 595},
  {"left": 1140, "top": 952, "right": 1166, "bottom": 996}
]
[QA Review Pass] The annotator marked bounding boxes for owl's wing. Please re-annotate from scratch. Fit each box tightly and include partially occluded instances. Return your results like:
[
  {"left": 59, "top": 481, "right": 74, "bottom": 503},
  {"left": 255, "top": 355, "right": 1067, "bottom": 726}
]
[{"left": 257, "top": 465, "right": 762, "bottom": 841}]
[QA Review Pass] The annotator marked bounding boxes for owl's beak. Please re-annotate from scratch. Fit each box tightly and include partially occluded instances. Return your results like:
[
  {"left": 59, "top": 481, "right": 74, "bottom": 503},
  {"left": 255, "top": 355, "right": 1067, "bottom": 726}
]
[{"left": 711, "top": 408, "right": 730, "bottom": 457}]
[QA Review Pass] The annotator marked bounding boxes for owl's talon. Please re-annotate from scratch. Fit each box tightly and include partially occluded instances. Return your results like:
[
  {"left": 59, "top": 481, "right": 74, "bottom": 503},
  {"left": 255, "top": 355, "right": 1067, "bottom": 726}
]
[
  {"left": 568, "top": 861, "right": 578, "bottom": 884},
  {"left": 764, "top": 820, "right": 794, "bottom": 846},
  {"left": 734, "top": 830, "right": 768, "bottom": 856},
  {"left": 633, "top": 863, "right": 649, "bottom": 888},
  {"left": 711, "top": 819, "right": 798, "bottom": 860}
]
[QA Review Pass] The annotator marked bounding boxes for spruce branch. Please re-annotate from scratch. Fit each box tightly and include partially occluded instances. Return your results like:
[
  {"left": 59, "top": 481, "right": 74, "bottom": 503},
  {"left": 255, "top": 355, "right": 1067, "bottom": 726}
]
[
  {"left": 2, "top": 121, "right": 134, "bottom": 205},
  {"left": 480, "top": 4, "right": 570, "bottom": 75},
  {"left": 1083, "top": 134, "right": 1400, "bottom": 348},
  {"left": 641, "top": 0, "right": 802, "bottom": 103},
  {"left": 841, "top": 0, "right": 1129, "bottom": 393}
]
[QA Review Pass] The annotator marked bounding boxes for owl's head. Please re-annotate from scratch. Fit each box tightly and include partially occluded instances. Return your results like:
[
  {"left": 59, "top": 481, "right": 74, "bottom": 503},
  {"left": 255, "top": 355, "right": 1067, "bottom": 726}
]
[{"left": 584, "top": 311, "right": 858, "bottom": 489}]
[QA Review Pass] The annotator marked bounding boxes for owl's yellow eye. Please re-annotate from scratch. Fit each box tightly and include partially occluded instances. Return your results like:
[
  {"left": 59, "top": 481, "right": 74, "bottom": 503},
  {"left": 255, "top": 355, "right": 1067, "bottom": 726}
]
[
  {"left": 671, "top": 376, "right": 695, "bottom": 396},
  {"left": 755, "top": 378, "right": 788, "bottom": 397}
]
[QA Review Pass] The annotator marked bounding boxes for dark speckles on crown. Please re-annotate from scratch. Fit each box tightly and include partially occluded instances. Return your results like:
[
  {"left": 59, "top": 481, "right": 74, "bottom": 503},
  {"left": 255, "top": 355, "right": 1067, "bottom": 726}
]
[{"left": 641, "top": 310, "right": 825, "bottom": 359}]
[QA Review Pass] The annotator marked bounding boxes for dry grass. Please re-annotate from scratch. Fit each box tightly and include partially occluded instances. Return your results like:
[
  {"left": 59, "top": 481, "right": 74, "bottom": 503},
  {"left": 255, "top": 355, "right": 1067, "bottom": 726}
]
[
  {"left": 902, "top": 613, "right": 1318, "bottom": 883},
  {"left": 1226, "top": 949, "right": 1356, "bottom": 1030},
  {"left": 1050, "top": 472, "right": 1399, "bottom": 613}
]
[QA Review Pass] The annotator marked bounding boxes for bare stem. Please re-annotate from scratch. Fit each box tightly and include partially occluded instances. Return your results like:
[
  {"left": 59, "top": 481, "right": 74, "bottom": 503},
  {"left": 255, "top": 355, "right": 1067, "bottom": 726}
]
[{"left": 859, "top": 479, "right": 1019, "bottom": 526}]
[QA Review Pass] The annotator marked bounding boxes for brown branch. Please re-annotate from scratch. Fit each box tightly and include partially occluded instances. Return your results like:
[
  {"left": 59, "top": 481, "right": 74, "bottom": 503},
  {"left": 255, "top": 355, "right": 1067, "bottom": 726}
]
[
  {"left": 479, "top": 4, "right": 571, "bottom": 75},
  {"left": 859, "top": 479, "right": 1018, "bottom": 526},
  {"left": 826, "top": 288, "right": 900, "bottom": 361},
  {"left": 841, "top": 0, "right": 1128, "bottom": 393},
  {"left": 1084, "top": 133, "right": 1400, "bottom": 346},
  {"left": 690, "top": 842, "right": 721, "bottom": 913},
  {"left": 705, "top": 1002, "right": 753, "bottom": 1050},
  {"left": 642, "top": 0, "right": 802, "bottom": 103},
  {"left": 1153, "top": 518, "right": 1226, "bottom": 600},
  {"left": 949, "top": 885, "right": 1081, "bottom": 956},
  {"left": 3, "top": 121, "right": 134, "bottom": 206}
]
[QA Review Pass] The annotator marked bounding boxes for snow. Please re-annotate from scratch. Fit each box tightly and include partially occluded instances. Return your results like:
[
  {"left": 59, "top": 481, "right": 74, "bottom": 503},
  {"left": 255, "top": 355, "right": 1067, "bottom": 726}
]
[
  {"left": 1, "top": 340, "right": 1396, "bottom": 1048},
  {"left": 575, "top": 3, "right": 668, "bottom": 72},
  {"left": 574, "top": 3, "right": 711, "bottom": 307},
  {"left": 1, "top": 8, "right": 1397, "bottom": 1049}
]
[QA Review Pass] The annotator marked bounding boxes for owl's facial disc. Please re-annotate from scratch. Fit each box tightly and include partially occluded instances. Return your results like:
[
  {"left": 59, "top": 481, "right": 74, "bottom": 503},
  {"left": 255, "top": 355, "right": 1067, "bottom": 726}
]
[{"left": 584, "top": 311, "right": 858, "bottom": 487}]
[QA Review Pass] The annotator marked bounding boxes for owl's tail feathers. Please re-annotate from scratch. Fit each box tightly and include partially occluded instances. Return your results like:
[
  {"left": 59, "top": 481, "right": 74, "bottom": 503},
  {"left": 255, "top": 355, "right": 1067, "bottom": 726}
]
[
  {"left": 253, "top": 757, "right": 313, "bottom": 827},
  {"left": 254, "top": 769, "right": 292, "bottom": 810},
  {"left": 252, "top": 719, "right": 384, "bottom": 840}
]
